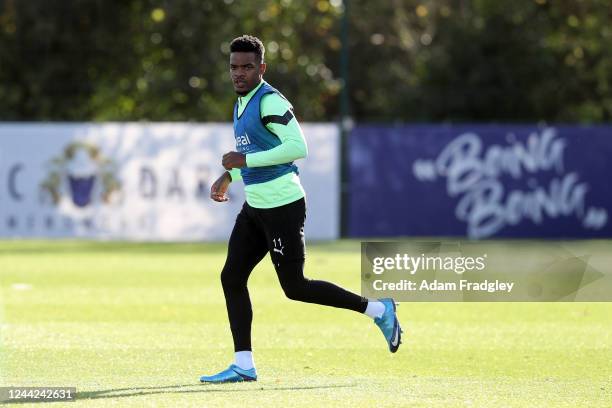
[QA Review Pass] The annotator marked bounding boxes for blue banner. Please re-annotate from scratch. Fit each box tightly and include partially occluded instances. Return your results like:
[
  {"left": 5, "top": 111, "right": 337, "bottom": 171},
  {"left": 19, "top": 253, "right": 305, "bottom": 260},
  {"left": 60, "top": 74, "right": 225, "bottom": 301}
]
[{"left": 349, "top": 125, "right": 612, "bottom": 238}]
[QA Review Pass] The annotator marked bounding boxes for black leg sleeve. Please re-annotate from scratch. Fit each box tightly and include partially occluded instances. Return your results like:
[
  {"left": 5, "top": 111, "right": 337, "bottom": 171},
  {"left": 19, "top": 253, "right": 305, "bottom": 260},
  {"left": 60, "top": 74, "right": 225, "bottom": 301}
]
[
  {"left": 275, "top": 259, "right": 368, "bottom": 313},
  {"left": 257, "top": 198, "right": 368, "bottom": 314},
  {"left": 220, "top": 204, "right": 268, "bottom": 352}
]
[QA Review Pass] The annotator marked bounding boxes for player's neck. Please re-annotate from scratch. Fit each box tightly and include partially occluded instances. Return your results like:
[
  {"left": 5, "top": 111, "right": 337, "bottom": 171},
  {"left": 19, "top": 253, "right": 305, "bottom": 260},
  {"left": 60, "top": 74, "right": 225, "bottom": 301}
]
[{"left": 238, "top": 80, "right": 264, "bottom": 100}]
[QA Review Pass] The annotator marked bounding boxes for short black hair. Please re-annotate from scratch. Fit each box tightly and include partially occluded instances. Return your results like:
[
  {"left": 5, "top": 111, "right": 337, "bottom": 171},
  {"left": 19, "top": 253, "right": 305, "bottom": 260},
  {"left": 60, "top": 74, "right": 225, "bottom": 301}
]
[{"left": 230, "top": 35, "right": 265, "bottom": 63}]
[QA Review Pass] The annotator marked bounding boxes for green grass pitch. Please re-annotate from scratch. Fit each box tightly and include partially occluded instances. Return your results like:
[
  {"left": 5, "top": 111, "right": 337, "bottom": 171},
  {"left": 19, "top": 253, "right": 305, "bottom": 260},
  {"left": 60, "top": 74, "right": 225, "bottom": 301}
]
[{"left": 0, "top": 240, "right": 611, "bottom": 407}]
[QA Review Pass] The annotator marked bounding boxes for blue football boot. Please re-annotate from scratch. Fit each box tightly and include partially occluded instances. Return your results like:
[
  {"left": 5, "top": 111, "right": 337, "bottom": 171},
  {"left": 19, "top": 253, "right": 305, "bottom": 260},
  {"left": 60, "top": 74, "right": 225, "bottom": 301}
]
[
  {"left": 374, "top": 298, "right": 403, "bottom": 353},
  {"left": 199, "top": 364, "right": 257, "bottom": 383}
]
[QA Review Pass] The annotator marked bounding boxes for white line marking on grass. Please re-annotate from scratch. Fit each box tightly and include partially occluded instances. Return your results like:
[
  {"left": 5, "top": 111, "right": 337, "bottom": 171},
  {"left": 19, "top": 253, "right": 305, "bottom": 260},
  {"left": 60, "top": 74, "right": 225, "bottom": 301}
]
[{"left": 11, "top": 283, "right": 32, "bottom": 291}]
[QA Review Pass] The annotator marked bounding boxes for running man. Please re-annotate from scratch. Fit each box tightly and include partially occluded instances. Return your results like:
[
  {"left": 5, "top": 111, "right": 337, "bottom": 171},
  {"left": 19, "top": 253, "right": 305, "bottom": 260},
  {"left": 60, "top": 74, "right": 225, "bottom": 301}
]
[{"left": 200, "top": 35, "right": 402, "bottom": 383}]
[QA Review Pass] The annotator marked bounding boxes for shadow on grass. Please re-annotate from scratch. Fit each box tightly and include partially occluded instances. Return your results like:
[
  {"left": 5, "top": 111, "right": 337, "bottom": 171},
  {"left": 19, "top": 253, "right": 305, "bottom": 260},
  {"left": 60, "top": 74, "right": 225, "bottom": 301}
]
[{"left": 74, "top": 382, "right": 355, "bottom": 401}]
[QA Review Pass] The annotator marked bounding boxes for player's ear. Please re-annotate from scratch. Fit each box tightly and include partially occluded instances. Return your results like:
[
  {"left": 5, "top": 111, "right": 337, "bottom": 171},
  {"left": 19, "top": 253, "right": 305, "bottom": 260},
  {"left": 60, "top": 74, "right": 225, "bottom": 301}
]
[{"left": 259, "top": 62, "right": 266, "bottom": 76}]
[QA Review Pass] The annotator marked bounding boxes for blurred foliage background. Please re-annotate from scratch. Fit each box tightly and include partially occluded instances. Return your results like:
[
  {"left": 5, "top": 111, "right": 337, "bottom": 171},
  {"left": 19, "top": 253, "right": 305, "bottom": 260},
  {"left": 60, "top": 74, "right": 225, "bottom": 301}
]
[{"left": 0, "top": 0, "right": 611, "bottom": 122}]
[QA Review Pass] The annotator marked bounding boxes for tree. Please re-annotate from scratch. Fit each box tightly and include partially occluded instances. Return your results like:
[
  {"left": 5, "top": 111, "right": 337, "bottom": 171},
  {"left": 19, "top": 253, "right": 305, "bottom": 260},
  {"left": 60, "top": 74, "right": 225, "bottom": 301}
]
[{"left": 1, "top": 0, "right": 610, "bottom": 122}]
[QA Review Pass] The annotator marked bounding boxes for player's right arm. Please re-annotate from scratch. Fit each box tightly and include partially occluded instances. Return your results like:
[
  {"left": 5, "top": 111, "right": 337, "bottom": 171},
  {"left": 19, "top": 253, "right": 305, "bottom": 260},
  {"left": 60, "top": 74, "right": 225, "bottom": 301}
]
[{"left": 210, "top": 169, "right": 241, "bottom": 202}]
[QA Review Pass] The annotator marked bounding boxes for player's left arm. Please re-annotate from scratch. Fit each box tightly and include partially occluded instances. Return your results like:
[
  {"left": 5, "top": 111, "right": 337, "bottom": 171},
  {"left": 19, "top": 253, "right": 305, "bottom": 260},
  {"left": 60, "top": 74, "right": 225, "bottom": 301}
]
[{"left": 245, "top": 93, "right": 308, "bottom": 167}]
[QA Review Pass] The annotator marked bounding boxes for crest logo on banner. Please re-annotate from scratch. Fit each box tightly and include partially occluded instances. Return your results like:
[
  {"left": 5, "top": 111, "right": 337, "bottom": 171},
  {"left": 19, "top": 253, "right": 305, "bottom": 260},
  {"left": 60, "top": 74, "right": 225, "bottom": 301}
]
[{"left": 40, "top": 141, "right": 122, "bottom": 208}]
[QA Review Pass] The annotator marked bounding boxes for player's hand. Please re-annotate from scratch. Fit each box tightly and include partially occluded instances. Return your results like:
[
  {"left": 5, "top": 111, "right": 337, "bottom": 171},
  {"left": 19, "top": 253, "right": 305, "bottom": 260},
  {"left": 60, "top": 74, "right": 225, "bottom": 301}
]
[
  {"left": 222, "top": 151, "right": 246, "bottom": 170},
  {"left": 210, "top": 172, "right": 231, "bottom": 202}
]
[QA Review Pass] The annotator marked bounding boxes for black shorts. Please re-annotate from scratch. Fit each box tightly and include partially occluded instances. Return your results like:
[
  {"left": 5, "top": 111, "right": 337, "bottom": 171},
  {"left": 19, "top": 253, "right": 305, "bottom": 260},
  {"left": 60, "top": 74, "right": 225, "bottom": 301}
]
[{"left": 237, "top": 197, "right": 306, "bottom": 268}]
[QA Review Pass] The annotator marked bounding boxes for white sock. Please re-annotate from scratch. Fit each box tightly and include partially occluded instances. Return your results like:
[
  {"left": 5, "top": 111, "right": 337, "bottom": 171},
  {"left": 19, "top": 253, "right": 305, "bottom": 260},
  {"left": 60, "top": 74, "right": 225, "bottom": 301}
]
[
  {"left": 234, "top": 351, "right": 255, "bottom": 370},
  {"left": 364, "top": 300, "right": 385, "bottom": 319}
]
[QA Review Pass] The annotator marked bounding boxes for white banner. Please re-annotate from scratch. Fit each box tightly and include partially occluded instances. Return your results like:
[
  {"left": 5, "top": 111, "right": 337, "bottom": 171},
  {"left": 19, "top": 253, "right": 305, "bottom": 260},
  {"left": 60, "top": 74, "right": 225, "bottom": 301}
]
[{"left": 0, "top": 123, "right": 339, "bottom": 240}]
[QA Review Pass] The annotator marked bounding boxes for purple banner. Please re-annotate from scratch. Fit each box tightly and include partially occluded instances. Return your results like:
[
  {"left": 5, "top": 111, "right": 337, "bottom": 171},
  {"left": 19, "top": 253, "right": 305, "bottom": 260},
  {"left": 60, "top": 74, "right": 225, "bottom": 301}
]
[{"left": 349, "top": 125, "right": 612, "bottom": 238}]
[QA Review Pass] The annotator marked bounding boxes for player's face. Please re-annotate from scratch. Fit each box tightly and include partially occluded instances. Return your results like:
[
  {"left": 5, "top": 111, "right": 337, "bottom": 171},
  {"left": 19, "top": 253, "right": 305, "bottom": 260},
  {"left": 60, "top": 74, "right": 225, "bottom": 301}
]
[{"left": 230, "top": 52, "right": 266, "bottom": 96}]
